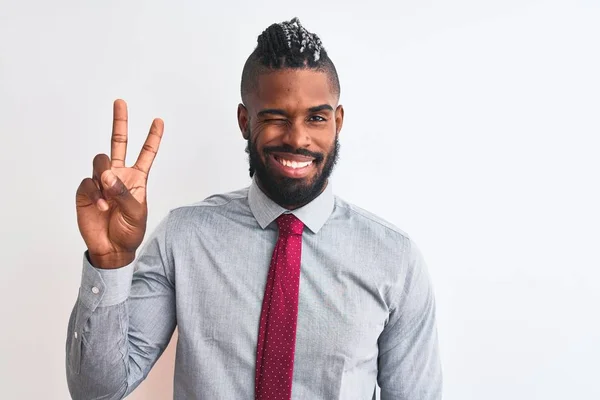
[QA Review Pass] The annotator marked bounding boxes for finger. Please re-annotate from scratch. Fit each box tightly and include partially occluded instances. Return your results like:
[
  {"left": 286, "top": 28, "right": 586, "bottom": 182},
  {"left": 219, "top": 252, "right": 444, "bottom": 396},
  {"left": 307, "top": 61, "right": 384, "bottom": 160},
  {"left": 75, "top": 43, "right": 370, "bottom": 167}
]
[
  {"left": 92, "top": 154, "right": 111, "bottom": 189},
  {"left": 76, "top": 178, "right": 108, "bottom": 211},
  {"left": 100, "top": 169, "right": 142, "bottom": 220},
  {"left": 91, "top": 179, "right": 110, "bottom": 211},
  {"left": 111, "top": 99, "right": 128, "bottom": 168},
  {"left": 134, "top": 118, "right": 164, "bottom": 175}
]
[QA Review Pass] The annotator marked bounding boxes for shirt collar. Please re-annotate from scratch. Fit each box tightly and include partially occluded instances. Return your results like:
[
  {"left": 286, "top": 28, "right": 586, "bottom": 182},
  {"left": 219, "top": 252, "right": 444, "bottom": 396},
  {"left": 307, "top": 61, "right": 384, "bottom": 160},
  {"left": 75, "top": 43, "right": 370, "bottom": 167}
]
[{"left": 248, "top": 176, "right": 334, "bottom": 234}]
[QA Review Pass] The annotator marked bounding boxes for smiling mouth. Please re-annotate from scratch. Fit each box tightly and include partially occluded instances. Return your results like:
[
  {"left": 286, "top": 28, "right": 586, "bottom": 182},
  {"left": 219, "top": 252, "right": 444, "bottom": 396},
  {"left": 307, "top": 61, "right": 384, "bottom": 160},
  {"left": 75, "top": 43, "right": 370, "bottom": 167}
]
[{"left": 273, "top": 155, "right": 314, "bottom": 169}]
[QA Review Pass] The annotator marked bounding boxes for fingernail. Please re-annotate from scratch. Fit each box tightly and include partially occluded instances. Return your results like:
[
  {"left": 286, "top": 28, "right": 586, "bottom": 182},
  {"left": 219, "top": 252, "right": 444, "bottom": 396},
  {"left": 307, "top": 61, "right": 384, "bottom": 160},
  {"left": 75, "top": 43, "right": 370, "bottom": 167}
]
[
  {"left": 102, "top": 171, "right": 117, "bottom": 187},
  {"left": 97, "top": 199, "right": 109, "bottom": 212}
]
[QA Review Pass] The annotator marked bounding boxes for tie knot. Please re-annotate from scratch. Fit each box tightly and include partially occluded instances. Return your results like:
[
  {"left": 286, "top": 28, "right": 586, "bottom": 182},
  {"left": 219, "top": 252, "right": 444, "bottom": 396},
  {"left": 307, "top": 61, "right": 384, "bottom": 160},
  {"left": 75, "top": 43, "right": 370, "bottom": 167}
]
[{"left": 276, "top": 214, "right": 304, "bottom": 236}]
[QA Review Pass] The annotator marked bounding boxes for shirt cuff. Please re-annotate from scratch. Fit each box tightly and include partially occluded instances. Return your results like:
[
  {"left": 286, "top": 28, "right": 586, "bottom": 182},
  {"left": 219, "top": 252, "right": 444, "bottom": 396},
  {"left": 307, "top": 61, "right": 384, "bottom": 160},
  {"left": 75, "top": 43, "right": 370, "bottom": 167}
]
[{"left": 79, "top": 252, "right": 135, "bottom": 309}]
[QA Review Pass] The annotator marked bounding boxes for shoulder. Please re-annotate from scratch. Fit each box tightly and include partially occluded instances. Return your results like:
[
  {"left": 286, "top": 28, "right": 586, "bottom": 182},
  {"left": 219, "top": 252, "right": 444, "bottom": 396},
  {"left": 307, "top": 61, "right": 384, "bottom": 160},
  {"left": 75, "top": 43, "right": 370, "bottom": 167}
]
[
  {"left": 164, "top": 186, "right": 251, "bottom": 228},
  {"left": 331, "top": 196, "right": 429, "bottom": 305},
  {"left": 332, "top": 195, "right": 413, "bottom": 252}
]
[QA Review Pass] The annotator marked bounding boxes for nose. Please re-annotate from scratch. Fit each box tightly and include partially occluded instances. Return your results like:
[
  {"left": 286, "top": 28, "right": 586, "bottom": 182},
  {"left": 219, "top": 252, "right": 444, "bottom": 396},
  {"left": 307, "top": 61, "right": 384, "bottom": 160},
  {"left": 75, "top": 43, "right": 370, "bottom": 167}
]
[{"left": 282, "top": 120, "right": 311, "bottom": 149}]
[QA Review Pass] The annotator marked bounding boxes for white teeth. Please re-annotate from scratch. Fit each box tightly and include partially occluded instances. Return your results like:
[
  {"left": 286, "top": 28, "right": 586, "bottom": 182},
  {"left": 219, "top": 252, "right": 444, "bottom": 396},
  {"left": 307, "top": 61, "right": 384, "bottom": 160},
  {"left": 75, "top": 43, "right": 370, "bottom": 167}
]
[{"left": 277, "top": 157, "right": 312, "bottom": 169}]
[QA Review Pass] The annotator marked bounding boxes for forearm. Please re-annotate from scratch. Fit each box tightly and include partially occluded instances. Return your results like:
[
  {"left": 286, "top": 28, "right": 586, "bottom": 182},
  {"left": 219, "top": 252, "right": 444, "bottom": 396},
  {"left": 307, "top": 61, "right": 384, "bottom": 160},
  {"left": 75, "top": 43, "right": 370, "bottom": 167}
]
[
  {"left": 66, "top": 300, "right": 132, "bottom": 399},
  {"left": 66, "top": 259, "right": 139, "bottom": 399},
  {"left": 66, "top": 216, "right": 176, "bottom": 399}
]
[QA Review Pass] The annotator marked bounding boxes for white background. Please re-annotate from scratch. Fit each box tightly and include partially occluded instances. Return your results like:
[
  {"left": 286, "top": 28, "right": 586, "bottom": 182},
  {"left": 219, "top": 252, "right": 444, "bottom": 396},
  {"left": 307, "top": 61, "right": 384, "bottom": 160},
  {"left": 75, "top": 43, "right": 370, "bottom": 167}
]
[{"left": 1, "top": 0, "right": 598, "bottom": 399}]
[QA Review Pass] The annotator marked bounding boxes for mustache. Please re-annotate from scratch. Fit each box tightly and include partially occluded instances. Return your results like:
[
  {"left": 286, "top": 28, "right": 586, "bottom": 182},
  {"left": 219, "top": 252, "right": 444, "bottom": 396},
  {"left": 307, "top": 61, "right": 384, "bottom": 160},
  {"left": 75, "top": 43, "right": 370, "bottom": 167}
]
[{"left": 263, "top": 145, "right": 325, "bottom": 163}]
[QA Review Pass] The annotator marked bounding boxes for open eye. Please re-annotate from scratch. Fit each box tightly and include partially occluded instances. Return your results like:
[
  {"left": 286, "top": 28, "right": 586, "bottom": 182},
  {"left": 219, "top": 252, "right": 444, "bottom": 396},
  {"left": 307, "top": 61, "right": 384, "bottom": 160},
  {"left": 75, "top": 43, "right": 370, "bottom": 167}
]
[{"left": 308, "top": 115, "right": 327, "bottom": 122}]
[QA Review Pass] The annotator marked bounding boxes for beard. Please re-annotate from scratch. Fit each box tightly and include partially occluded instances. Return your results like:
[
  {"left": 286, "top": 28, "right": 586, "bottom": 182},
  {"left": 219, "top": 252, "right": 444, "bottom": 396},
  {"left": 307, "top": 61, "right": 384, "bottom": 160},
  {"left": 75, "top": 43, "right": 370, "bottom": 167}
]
[{"left": 245, "top": 131, "right": 340, "bottom": 208}]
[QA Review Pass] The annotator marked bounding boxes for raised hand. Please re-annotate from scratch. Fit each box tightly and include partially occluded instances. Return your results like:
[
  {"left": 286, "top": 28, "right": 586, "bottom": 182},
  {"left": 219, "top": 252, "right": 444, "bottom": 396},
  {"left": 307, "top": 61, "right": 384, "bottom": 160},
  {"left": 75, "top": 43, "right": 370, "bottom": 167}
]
[{"left": 75, "top": 99, "right": 164, "bottom": 268}]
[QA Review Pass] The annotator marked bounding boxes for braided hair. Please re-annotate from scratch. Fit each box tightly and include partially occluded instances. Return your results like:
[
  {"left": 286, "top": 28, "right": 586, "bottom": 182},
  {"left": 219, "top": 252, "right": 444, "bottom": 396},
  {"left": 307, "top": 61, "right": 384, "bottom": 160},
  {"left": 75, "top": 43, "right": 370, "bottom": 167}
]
[{"left": 241, "top": 18, "right": 340, "bottom": 103}]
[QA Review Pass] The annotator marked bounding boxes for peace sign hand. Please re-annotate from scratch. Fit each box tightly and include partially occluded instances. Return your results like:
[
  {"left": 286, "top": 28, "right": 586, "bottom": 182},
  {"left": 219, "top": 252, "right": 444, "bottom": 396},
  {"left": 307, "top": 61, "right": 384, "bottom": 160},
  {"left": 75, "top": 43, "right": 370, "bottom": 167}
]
[{"left": 75, "top": 100, "right": 164, "bottom": 269}]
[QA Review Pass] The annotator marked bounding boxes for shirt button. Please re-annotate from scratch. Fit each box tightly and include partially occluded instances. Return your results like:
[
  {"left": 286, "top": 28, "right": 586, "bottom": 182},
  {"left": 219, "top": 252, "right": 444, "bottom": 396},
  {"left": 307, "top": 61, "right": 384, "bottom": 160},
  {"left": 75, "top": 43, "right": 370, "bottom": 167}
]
[
  {"left": 91, "top": 286, "right": 100, "bottom": 294},
  {"left": 74, "top": 331, "right": 78, "bottom": 339}
]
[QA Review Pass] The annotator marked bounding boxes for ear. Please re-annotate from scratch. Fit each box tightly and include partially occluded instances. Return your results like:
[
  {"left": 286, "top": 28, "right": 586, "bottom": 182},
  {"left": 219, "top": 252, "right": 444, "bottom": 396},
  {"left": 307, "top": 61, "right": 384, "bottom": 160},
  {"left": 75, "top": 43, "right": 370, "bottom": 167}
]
[
  {"left": 238, "top": 103, "right": 250, "bottom": 139},
  {"left": 335, "top": 105, "right": 344, "bottom": 135}
]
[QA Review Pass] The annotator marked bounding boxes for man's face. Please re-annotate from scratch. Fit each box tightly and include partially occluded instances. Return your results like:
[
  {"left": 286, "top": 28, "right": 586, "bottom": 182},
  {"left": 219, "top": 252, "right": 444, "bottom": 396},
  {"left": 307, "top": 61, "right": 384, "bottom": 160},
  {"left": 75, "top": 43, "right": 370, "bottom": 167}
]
[{"left": 238, "top": 69, "right": 344, "bottom": 208}]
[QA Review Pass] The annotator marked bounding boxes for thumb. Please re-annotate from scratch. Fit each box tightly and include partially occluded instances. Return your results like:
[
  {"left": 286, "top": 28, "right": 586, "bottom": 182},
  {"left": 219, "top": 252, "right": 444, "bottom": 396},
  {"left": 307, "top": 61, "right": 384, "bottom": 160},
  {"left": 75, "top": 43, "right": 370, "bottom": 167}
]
[{"left": 101, "top": 170, "right": 142, "bottom": 219}]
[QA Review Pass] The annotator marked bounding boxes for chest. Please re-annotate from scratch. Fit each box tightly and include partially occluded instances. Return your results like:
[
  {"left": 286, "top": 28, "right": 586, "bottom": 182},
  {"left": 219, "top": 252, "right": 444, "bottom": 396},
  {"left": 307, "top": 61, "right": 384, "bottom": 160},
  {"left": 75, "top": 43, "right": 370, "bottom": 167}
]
[{"left": 173, "top": 227, "right": 391, "bottom": 366}]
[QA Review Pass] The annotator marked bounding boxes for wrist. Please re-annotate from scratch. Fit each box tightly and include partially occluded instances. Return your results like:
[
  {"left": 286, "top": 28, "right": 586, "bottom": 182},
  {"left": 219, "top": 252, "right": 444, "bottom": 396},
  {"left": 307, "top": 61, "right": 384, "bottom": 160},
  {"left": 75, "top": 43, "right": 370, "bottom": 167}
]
[{"left": 88, "top": 251, "right": 136, "bottom": 269}]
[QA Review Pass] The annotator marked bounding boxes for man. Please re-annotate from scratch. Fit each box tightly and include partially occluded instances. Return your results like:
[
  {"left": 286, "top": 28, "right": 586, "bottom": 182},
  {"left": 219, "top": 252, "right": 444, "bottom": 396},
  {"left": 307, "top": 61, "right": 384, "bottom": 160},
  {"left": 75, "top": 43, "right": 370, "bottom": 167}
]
[{"left": 66, "top": 18, "right": 442, "bottom": 400}]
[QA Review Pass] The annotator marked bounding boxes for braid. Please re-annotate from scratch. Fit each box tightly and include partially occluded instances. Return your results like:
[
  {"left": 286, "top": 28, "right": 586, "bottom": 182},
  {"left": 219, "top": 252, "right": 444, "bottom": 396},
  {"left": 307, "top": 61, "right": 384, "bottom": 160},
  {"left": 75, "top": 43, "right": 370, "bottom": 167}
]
[{"left": 241, "top": 17, "right": 340, "bottom": 102}]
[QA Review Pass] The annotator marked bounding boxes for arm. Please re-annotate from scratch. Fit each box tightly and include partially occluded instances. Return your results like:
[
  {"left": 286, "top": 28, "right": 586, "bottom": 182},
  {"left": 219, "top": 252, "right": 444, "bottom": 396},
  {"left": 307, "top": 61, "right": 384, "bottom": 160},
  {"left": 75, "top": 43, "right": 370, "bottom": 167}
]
[
  {"left": 66, "top": 215, "right": 176, "bottom": 399},
  {"left": 377, "top": 239, "right": 442, "bottom": 400}
]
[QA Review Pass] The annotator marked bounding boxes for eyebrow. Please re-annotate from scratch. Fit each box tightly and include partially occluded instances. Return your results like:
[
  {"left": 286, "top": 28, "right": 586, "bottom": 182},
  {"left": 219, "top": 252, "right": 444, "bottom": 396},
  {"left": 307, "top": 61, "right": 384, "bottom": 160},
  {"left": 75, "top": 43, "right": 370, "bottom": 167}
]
[
  {"left": 257, "top": 109, "right": 288, "bottom": 118},
  {"left": 308, "top": 104, "right": 334, "bottom": 113},
  {"left": 257, "top": 104, "right": 334, "bottom": 118}
]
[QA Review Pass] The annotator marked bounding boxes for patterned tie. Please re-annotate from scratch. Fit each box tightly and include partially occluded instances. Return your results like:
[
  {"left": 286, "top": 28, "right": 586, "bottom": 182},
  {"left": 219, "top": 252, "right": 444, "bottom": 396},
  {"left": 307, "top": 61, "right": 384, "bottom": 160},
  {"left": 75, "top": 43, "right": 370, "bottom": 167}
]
[{"left": 255, "top": 213, "right": 305, "bottom": 400}]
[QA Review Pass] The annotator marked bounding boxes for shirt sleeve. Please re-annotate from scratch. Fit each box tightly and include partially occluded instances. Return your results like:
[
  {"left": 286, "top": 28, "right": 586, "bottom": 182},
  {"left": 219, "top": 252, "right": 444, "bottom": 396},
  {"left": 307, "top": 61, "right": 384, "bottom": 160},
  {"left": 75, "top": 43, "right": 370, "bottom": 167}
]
[
  {"left": 66, "top": 214, "right": 177, "bottom": 400},
  {"left": 377, "top": 239, "right": 443, "bottom": 400}
]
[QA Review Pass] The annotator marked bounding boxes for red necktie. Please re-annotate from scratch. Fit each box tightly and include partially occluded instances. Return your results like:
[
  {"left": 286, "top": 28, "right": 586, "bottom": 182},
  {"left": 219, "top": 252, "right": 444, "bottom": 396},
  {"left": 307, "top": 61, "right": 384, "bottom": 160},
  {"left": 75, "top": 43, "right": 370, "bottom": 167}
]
[{"left": 255, "top": 213, "right": 305, "bottom": 400}]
